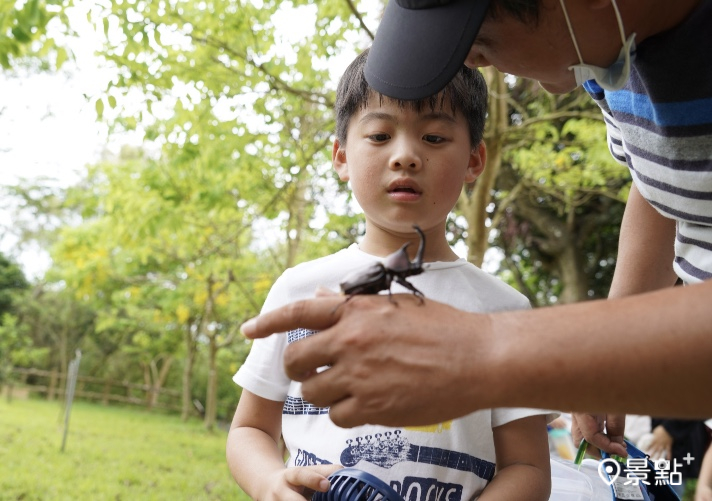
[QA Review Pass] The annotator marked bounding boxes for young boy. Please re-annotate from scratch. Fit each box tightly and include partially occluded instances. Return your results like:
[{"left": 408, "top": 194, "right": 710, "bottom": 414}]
[{"left": 226, "top": 48, "right": 553, "bottom": 500}]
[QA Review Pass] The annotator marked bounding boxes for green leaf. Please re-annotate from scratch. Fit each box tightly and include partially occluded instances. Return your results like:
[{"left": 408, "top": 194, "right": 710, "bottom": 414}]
[
  {"left": 11, "top": 26, "right": 32, "bottom": 44},
  {"left": 55, "top": 47, "right": 67, "bottom": 69}
]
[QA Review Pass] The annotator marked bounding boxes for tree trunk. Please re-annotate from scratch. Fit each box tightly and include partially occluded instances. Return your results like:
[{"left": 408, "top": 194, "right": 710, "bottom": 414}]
[
  {"left": 204, "top": 335, "right": 218, "bottom": 431},
  {"left": 459, "top": 68, "right": 508, "bottom": 268},
  {"left": 148, "top": 355, "right": 173, "bottom": 409},
  {"left": 181, "top": 324, "right": 196, "bottom": 421},
  {"left": 143, "top": 363, "right": 152, "bottom": 408},
  {"left": 556, "top": 242, "right": 589, "bottom": 304}
]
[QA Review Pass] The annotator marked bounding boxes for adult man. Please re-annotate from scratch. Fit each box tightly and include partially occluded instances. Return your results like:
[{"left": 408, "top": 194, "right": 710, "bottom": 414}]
[{"left": 241, "top": 0, "right": 712, "bottom": 457}]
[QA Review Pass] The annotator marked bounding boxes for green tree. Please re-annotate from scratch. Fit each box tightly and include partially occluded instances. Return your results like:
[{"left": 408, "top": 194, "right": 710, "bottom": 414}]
[
  {"left": 0, "top": 254, "right": 30, "bottom": 385},
  {"left": 457, "top": 72, "right": 630, "bottom": 305},
  {"left": 0, "top": 253, "right": 29, "bottom": 318},
  {"left": 0, "top": 0, "right": 71, "bottom": 70},
  {"left": 63, "top": 0, "right": 378, "bottom": 427}
]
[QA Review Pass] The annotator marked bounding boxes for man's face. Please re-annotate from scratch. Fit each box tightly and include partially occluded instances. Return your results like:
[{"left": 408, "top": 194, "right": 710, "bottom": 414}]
[{"left": 465, "top": 0, "right": 623, "bottom": 94}]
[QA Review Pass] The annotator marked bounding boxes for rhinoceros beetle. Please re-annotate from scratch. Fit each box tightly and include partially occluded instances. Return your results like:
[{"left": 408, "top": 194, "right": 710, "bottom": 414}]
[{"left": 339, "top": 225, "right": 426, "bottom": 301}]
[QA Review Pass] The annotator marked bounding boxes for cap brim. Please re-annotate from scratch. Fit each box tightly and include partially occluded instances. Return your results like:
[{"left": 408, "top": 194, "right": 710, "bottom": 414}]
[{"left": 365, "top": 0, "right": 489, "bottom": 100}]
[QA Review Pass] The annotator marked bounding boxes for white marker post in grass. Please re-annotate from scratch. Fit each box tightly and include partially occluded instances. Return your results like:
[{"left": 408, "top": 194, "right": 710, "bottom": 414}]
[{"left": 61, "top": 350, "right": 82, "bottom": 453}]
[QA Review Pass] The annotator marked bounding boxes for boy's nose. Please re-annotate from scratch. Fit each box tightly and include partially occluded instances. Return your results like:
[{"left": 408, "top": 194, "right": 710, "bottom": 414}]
[
  {"left": 390, "top": 140, "right": 421, "bottom": 171},
  {"left": 392, "top": 159, "right": 418, "bottom": 170}
]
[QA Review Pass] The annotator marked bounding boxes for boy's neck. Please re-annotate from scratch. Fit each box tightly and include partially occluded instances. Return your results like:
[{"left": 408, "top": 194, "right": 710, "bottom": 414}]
[{"left": 359, "top": 223, "right": 460, "bottom": 263}]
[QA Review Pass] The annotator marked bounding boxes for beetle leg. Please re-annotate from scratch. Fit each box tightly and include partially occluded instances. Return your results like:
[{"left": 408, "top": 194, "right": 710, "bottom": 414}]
[
  {"left": 331, "top": 293, "right": 354, "bottom": 314},
  {"left": 392, "top": 276, "right": 425, "bottom": 305},
  {"left": 412, "top": 224, "right": 425, "bottom": 268}
]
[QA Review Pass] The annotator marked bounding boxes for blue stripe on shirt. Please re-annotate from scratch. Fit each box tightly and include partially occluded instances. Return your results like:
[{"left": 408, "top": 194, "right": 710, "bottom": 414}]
[{"left": 605, "top": 91, "right": 712, "bottom": 127}]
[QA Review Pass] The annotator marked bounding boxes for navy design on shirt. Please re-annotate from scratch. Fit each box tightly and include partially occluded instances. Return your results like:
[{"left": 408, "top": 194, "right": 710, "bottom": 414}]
[
  {"left": 340, "top": 431, "right": 495, "bottom": 482},
  {"left": 287, "top": 328, "right": 317, "bottom": 344},
  {"left": 293, "top": 448, "right": 332, "bottom": 466},
  {"left": 283, "top": 396, "right": 329, "bottom": 415},
  {"left": 393, "top": 477, "right": 463, "bottom": 501}
]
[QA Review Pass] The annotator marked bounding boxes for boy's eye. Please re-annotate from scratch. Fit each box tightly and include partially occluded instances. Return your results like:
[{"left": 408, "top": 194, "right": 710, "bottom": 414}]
[
  {"left": 368, "top": 133, "right": 390, "bottom": 142},
  {"left": 423, "top": 134, "right": 445, "bottom": 144}
]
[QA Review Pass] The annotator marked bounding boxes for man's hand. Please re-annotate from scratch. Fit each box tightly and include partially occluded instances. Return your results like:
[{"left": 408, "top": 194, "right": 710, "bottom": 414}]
[
  {"left": 571, "top": 413, "right": 627, "bottom": 457},
  {"left": 241, "top": 293, "right": 497, "bottom": 428}
]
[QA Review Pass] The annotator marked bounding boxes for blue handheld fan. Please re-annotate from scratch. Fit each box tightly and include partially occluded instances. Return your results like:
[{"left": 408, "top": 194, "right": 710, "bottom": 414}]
[{"left": 311, "top": 468, "right": 404, "bottom": 501}]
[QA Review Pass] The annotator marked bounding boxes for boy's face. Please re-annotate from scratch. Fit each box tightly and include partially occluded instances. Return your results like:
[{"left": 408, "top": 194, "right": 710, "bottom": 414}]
[{"left": 333, "top": 93, "right": 483, "bottom": 237}]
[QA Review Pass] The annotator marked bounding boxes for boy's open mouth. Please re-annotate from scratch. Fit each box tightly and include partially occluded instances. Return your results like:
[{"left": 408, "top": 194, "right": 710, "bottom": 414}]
[{"left": 388, "top": 179, "right": 422, "bottom": 195}]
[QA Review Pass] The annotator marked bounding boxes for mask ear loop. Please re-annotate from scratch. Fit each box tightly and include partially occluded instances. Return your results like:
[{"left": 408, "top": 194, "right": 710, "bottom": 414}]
[
  {"left": 559, "top": 0, "right": 585, "bottom": 65},
  {"left": 609, "top": 0, "right": 628, "bottom": 47},
  {"left": 559, "top": 0, "right": 628, "bottom": 66}
]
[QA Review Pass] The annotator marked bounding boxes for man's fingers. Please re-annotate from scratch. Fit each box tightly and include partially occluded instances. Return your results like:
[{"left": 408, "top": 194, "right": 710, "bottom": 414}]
[
  {"left": 588, "top": 430, "right": 628, "bottom": 456},
  {"left": 315, "top": 286, "right": 339, "bottom": 297},
  {"left": 282, "top": 332, "right": 340, "bottom": 385},
  {"left": 572, "top": 413, "right": 628, "bottom": 457},
  {"left": 290, "top": 351, "right": 354, "bottom": 409},
  {"left": 605, "top": 414, "right": 626, "bottom": 444},
  {"left": 240, "top": 296, "right": 344, "bottom": 339},
  {"left": 328, "top": 395, "right": 366, "bottom": 429}
]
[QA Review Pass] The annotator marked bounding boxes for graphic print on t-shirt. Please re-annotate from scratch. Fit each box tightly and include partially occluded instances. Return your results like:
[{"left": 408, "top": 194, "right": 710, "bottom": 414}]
[{"left": 340, "top": 430, "right": 495, "bottom": 481}]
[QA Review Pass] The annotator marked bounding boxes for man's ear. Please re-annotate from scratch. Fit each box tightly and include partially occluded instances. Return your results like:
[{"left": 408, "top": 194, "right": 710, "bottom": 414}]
[
  {"left": 465, "top": 141, "right": 487, "bottom": 183},
  {"left": 332, "top": 139, "right": 349, "bottom": 181}
]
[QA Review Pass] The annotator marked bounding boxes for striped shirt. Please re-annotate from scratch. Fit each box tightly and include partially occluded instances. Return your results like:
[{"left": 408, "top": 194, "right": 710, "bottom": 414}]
[{"left": 584, "top": 1, "right": 712, "bottom": 284}]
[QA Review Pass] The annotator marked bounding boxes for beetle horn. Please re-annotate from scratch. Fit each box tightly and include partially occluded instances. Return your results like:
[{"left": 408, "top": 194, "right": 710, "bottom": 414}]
[{"left": 413, "top": 225, "right": 425, "bottom": 266}]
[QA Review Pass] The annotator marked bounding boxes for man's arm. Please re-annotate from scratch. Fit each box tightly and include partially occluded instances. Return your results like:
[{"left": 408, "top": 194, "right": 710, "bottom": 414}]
[
  {"left": 607, "top": 183, "right": 678, "bottom": 296},
  {"left": 240, "top": 279, "right": 712, "bottom": 429}
]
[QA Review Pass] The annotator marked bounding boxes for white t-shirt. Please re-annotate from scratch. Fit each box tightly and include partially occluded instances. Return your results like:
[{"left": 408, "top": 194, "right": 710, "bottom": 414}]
[{"left": 235, "top": 245, "right": 554, "bottom": 500}]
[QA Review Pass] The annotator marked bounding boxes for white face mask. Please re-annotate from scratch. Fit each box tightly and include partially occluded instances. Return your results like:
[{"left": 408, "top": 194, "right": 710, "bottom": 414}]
[{"left": 559, "top": 0, "right": 636, "bottom": 91}]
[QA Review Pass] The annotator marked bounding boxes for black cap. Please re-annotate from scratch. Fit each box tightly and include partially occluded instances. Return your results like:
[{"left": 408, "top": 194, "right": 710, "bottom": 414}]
[{"left": 365, "top": 0, "right": 491, "bottom": 100}]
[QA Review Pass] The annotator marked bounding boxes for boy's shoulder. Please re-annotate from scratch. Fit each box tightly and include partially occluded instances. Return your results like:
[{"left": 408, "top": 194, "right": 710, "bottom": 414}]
[
  {"left": 420, "top": 260, "right": 530, "bottom": 312},
  {"left": 462, "top": 262, "right": 530, "bottom": 311},
  {"left": 274, "top": 245, "right": 377, "bottom": 299}
]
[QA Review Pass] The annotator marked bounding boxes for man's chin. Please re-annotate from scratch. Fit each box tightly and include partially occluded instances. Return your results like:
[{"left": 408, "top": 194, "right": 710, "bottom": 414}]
[{"left": 538, "top": 79, "right": 579, "bottom": 95}]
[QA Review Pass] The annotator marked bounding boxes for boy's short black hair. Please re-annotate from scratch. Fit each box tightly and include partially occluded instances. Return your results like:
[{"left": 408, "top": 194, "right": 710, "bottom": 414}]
[{"left": 335, "top": 47, "right": 488, "bottom": 147}]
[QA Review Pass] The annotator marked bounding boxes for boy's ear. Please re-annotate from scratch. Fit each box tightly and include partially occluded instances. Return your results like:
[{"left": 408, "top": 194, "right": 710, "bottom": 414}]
[
  {"left": 465, "top": 141, "right": 487, "bottom": 183},
  {"left": 332, "top": 139, "right": 350, "bottom": 181}
]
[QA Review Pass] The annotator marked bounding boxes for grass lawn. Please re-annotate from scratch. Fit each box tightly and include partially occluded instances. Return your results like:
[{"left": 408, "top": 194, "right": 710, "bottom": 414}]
[{"left": 0, "top": 397, "right": 250, "bottom": 500}]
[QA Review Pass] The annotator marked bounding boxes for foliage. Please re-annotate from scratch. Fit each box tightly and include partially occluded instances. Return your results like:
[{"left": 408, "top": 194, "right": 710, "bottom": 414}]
[
  {"left": 456, "top": 77, "right": 631, "bottom": 305},
  {"left": 0, "top": 398, "right": 248, "bottom": 500},
  {"left": 0, "top": 252, "right": 29, "bottom": 318},
  {"left": 33, "top": 0, "right": 378, "bottom": 426},
  {"left": 0, "top": 254, "right": 31, "bottom": 384},
  {"left": 0, "top": 0, "right": 72, "bottom": 70}
]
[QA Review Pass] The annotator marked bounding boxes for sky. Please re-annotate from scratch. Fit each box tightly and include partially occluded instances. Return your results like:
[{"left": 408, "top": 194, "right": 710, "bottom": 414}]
[
  {"left": 0, "top": 0, "right": 126, "bottom": 279},
  {"left": 0, "top": 64, "right": 112, "bottom": 279}
]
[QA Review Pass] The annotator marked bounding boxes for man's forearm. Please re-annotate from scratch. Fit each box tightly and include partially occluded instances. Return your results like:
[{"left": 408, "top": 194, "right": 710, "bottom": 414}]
[{"left": 484, "top": 279, "right": 712, "bottom": 417}]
